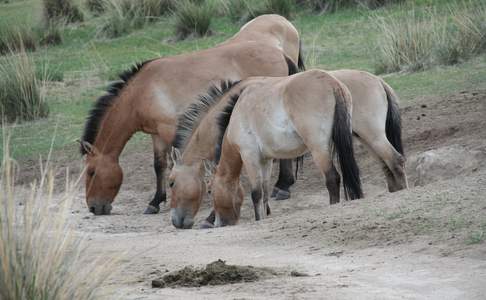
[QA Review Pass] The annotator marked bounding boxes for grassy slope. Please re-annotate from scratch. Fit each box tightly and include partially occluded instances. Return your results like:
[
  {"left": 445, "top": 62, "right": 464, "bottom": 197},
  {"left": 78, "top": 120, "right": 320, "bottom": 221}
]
[{"left": 0, "top": 0, "right": 485, "bottom": 160}]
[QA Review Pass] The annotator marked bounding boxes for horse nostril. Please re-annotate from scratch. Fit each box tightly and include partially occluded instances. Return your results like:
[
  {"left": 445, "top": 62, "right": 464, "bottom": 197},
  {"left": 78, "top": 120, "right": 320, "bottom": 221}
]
[{"left": 89, "top": 206, "right": 95, "bottom": 214}]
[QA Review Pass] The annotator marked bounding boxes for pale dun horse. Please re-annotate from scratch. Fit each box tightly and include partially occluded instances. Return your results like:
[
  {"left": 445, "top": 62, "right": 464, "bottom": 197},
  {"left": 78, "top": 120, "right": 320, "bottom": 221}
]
[
  {"left": 167, "top": 69, "right": 407, "bottom": 228},
  {"left": 211, "top": 70, "right": 364, "bottom": 226}
]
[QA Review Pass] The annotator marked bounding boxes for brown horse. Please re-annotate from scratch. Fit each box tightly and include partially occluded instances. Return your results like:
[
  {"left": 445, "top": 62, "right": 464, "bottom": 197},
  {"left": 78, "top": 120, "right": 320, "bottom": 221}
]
[
  {"left": 211, "top": 70, "right": 363, "bottom": 226},
  {"left": 80, "top": 15, "right": 303, "bottom": 215},
  {"left": 224, "top": 14, "right": 304, "bottom": 71},
  {"left": 168, "top": 69, "right": 406, "bottom": 228}
]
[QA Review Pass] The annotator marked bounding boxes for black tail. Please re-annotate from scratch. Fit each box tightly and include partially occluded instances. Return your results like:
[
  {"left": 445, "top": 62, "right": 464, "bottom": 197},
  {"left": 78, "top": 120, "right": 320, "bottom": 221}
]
[
  {"left": 284, "top": 54, "right": 299, "bottom": 75},
  {"left": 382, "top": 80, "right": 404, "bottom": 156},
  {"left": 298, "top": 39, "right": 306, "bottom": 71},
  {"left": 331, "top": 87, "right": 363, "bottom": 200}
]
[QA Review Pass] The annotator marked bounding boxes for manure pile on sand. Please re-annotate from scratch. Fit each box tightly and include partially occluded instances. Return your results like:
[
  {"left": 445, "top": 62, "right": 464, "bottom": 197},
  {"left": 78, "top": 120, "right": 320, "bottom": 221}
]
[{"left": 151, "top": 259, "right": 277, "bottom": 288}]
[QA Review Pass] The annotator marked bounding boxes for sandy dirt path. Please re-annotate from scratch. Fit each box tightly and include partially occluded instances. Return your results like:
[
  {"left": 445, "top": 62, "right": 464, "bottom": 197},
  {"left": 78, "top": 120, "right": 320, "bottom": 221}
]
[{"left": 39, "top": 90, "right": 486, "bottom": 299}]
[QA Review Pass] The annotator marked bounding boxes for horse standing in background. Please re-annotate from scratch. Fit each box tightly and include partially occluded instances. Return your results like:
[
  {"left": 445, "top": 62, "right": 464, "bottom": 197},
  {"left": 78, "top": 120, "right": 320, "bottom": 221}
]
[{"left": 211, "top": 70, "right": 363, "bottom": 226}]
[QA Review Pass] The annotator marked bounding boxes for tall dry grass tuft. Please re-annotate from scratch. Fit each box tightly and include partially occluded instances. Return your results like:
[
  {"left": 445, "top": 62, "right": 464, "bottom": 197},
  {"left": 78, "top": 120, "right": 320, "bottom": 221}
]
[
  {"left": 300, "top": 0, "right": 404, "bottom": 13},
  {"left": 141, "top": 0, "right": 175, "bottom": 19},
  {"left": 0, "top": 132, "right": 119, "bottom": 299},
  {"left": 99, "top": 0, "right": 147, "bottom": 38},
  {"left": 43, "top": 0, "right": 84, "bottom": 23},
  {"left": 98, "top": 0, "right": 174, "bottom": 38},
  {"left": 0, "top": 47, "right": 49, "bottom": 122},
  {"left": 435, "top": 3, "right": 486, "bottom": 65},
  {"left": 0, "top": 26, "right": 38, "bottom": 55},
  {"left": 261, "top": 0, "right": 294, "bottom": 19},
  {"left": 174, "top": 0, "right": 213, "bottom": 40},
  {"left": 86, "top": 0, "right": 106, "bottom": 15},
  {"left": 374, "top": 9, "right": 437, "bottom": 73},
  {"left": 374, "top": 2, "right": 486, "bottom": 73}
]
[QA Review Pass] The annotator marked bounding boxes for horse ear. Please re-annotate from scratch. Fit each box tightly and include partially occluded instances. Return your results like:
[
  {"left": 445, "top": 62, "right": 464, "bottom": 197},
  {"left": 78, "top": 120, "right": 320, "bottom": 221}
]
[
  {"left": 78, "top": 140, "right": 98, "bottom": 156},
  {"left": 170, "top": 147, "right": 182, "bottom": 166}
]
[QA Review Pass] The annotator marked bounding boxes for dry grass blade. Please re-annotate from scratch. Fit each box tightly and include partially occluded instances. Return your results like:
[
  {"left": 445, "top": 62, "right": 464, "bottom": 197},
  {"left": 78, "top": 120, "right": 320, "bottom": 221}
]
[
  {"left": 374, "top": 1, "right": 486, "bottom": 74},
  {"left": 0, "top": 131, "right": 120, "bottom": 300},
  {"left": 0, "top": 46, "right": 49, "bottom": 123},
  {"left": 174, "top": 0, "right": 213, "bottom": 40}
]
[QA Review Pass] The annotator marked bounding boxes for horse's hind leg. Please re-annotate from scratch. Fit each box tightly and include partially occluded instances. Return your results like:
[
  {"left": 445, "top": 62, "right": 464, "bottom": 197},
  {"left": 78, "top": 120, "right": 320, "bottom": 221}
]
[
  {"left": 310, "top": 149, "right": 341, "bottom": 205},
  {"left": 241, "top": 153, "right": 267, "bottom": 221},
  {"left": 145, "top": 135, "right": 168, "bottom": 214},
  {"left": 271, "top": 159, "right": 295, "bottom": 200},
  {"left": 325, "top": 163, "right": 341, "bottom": 204},
  {"left": 262, "top": 159, "right": 274, "bottom": 216},
  {"left": 365, "top": 136, "right": 408, "bottom": 192}
]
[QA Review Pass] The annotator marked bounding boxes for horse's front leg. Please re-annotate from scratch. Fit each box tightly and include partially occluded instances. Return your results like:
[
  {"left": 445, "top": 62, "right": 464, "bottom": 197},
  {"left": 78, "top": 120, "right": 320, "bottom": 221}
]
[{"left": 144, "top": 135, "right": 168, "bottom": 214}]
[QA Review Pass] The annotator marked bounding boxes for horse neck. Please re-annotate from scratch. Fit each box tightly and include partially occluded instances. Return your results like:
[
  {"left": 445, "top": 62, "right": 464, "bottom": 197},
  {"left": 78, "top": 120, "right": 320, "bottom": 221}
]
[
  {"left": 181, "top": 111, "right": 220, "bottom": 165},
  {"left": 215, "top": 140, "right": 243, "bottom": 184},
  {"left": 94, "top": 94, "right": 139, "bottom": 160}
]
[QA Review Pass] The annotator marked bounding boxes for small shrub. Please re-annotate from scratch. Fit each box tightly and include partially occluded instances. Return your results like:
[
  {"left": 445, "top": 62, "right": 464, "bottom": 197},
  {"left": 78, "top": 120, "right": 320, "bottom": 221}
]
[
  {"left": 436, "top": 4, "right": 486, "bottom": 65},
  {"left": 0, "top": 134, "right": 119, "bottom": 300},
  {"left": 224, "top": 0, "right": 263, "bottom": 23},
  {"left": 0, "top": 48, "right": 49, "bottom": 122},
  {"left": 225, "top": 0, "right": 295, "bottom": 22},
  {"left": 374, "top": 2, "right": 486, "bottom": 74},
  {"left": 225, "top": 0, "right": 250, "bottom": 21},
  {"left": 86, "top": 0, "right": 105, "bottom": 15},
  {"left": 99, "top": 0, "right": 147, "bottom": 38},
  {"left": 37, "top": 21, "right": 64, "bottom": 46},
  {"left": 262, "top": 0, "right": 294, "bottom": 18},
  {"left": 174, "top": 0, "right": 213, "bottom": 40},
  {"left": 141, "top": 0, "right": 175, "bottom": 18},
  {"left": 301, "top": 0, "right": 403, "bottom": 13},
  {"left": 0, "top": 26, "right": 37, "bottom": 55},
  {"left": 374, "top": 10, "right": 437, "bottom": 73},
  {"left": 43, "top": 0, "right": 84, "bottom": 23}
]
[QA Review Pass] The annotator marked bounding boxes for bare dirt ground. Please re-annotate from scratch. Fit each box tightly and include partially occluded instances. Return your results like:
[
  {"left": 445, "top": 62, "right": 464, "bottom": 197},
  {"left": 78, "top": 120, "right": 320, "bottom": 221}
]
[{"left": 29, "top": 90, "right": 486, "bottom": 299}]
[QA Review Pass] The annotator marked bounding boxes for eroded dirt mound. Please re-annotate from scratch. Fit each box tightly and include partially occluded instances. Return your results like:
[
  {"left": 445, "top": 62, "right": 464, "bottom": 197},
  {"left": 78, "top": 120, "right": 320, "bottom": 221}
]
[{"left": 151, "top": 259, "right": 276, "bottom": 288}]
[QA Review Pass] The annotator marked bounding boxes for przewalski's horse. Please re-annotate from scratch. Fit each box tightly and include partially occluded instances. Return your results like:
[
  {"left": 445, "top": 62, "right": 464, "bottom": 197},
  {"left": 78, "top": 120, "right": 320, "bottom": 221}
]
[
  {"left": 168, "top": 69, "right": 406, "bottom": 228},
  {"left": 211, "top": 70, "right": 363, "bottom": 226},
  {"left": 224, "top": 14, "right": 305, "bottom": 71},
  {"left": 80, "top": 42, "right": 299, "bottom": 216},
  {"left": 80, "top": 15, "right": 304, "bottom": 216},
  {"left": 168, "top": 80, "right": 254, "bottom": 228},
  {"left": 328, "top": 69, "right": 407, "bottom": 192}
]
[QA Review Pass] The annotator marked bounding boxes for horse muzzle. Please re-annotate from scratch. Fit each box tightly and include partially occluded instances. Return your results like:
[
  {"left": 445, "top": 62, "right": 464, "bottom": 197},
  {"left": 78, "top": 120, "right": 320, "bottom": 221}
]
[
  {"left": 171, "top": 208, "right": 194, "bottom": 229},
  {"left": 88, "top": 202, "right": 112, "bottom": 215}
]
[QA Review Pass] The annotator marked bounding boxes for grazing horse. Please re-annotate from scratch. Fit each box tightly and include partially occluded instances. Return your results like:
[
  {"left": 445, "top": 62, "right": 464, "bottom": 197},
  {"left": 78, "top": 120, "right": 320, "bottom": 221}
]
[
  {"left": 198, "top": 69, "right": 361, "bottom": 226},
  {"left": 80, "top": 15, "right": 303, "bottom": 216},
  {"left": 79, "top": 14, "right": 305, "bottom": 215},
  {"left": 168, "top": 69, "right": 406, "bottom": 228},
  {"left": 168, "top": 80, "right": 253, "bottom": 228}
]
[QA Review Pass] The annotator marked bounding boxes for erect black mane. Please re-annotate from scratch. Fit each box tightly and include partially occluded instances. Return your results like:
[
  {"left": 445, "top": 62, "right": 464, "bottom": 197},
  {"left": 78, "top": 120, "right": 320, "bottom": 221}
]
[
  {"left": 80, "top": 59, "right": 152, "bottom": 154},
  {"left": 172, "top": 80, "right": 240, "bottom": 150},
  {"left": 214, "top": 91, "right": 242, "bottom": 163}
]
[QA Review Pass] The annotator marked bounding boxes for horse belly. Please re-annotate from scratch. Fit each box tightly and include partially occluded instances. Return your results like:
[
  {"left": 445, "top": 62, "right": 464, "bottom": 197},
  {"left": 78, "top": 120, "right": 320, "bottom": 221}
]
[{"left": 258, "top": 111, "right": 307, "bottom": 159}]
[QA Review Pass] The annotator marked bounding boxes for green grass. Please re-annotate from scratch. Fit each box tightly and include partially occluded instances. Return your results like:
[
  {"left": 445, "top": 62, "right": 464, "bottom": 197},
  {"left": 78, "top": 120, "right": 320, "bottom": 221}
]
[{"left": 0, "top": 0, "right": 485, "bottom": 161}]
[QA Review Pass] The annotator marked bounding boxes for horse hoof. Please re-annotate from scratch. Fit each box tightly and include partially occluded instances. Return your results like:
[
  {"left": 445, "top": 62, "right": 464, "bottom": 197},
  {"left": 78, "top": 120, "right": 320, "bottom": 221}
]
[
  {"left": 199, "top": 220, "right": 214, "bottom": 229},
  {"left": 271, "top": 187, "right": 279, "bottom": 198},
  {"left": 275, "top": 189, "right": 290, "bottom": 201},
  {"left": 143, "top": 205, "right": 160, "bottom": 214}
]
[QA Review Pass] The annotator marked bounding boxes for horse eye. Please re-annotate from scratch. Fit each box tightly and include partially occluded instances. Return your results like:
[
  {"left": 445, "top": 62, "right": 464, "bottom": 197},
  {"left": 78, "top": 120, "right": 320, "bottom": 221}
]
[
  {"left": 87, "top": 170, "right": 95, "bottom": 177},
  {"left": 169, "top": 181, "right": 174, "bottom": 188}
]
